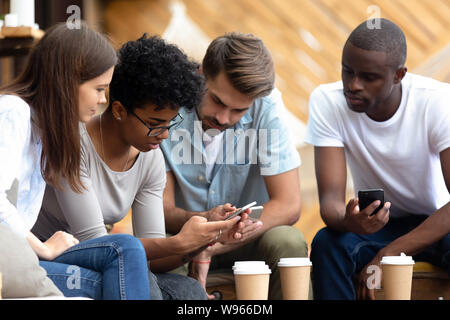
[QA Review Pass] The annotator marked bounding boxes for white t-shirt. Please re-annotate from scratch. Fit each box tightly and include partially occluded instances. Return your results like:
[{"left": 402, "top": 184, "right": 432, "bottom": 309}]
[
  {"left": 193, "top": 112, "right": 225, "bottom": 182},
  {"left": 305, "top": 73, "right": 450, "bottom": 218},
  {"left": 203, "top": 132, "right": 224, "bottom": 182}
]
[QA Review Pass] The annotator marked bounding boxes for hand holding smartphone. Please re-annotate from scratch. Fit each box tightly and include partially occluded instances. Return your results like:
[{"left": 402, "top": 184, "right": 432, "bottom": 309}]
[
  {"left": 225, "top": 201, "right": 257, "bottom": 220},
  {"left": 249, "top": 206, "right": 263, "bottom": 219},
  {"left": 358, "top": 189, "right": 384, "bottom": 216}
]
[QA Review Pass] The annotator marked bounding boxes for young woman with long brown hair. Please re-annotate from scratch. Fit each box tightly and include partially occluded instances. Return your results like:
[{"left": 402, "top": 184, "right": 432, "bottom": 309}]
[{"left": 0, "top": 22, "right": 150, "bottom": 299}]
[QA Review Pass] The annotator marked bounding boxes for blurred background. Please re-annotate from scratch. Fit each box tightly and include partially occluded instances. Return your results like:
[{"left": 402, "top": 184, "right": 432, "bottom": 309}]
[{"left": 0, "top": 0, "right": 449, "bottom": 248}]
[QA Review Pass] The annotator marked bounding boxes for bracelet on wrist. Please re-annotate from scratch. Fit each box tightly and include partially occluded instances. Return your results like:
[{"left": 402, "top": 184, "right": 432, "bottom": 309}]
[{"left": 192, "top": 260, "right": 211, "bottom": 264}]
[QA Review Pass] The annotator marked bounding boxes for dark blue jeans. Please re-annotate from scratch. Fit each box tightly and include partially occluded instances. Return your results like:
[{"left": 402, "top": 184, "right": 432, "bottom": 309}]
[
  {"left": 40, "top": 234, "right": 150, "bottom": 300},
  {"left": 149, "top": 272, "right": 207, "bottom": 300},
  {"left": 310, "top": 215, "right": 450, "bottom": 300}
]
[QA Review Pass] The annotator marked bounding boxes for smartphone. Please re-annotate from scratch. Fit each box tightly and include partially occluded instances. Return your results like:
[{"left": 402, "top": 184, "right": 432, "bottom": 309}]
[
  {"left": 358, "top": 189, "right": 384, "bottom": 216},
  {"left": 225, "top": 201, "right": 257, "bottom": 220},
  {"left": 249, "top": 206, "right": 263, "bottom": 219}
]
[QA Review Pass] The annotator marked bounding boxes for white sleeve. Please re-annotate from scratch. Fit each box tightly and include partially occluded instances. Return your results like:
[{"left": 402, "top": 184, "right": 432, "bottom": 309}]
[
  {"left": 0, "top": 102, "right": 30, "bottom": 237},
  {"left": 131, "top": 150, "right": 167, "bottom": 239},
  {"left": 427, "top": 87, "right": 450, "bottom": 154},
  {"left": 304, "top": 86, "right": 344, "bottom": 147}
]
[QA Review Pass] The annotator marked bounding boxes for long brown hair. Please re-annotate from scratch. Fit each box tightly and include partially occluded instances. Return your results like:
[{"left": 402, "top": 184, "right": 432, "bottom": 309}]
[{"left": 0, "top": 22, "right": 117, "bottom": 192}]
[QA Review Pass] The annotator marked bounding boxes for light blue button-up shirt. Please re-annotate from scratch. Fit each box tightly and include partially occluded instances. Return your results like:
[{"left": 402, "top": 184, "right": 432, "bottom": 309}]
[{"left": 161, "top": 89, "right": 301, "bottom": 211}]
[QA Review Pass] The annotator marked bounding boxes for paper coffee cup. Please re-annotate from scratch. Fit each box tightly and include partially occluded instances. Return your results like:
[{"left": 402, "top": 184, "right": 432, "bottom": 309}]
[
  {"left": 278, "top": 258, "right": 312, "bottom": 300},
  {"left": 381, "top": 253, "right": 414, "bottom": 300},
  {"left": 233, "top": 261, "right": 271, "bottom": 300}
]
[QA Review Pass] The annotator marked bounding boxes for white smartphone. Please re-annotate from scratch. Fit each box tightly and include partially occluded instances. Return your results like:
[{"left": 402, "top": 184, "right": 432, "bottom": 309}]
[
  {"left": 249, "top": 206, "right": 263, "bottom": 219},
  {"left": 225, "top": 201, "right": 257, "bottom": 220}
]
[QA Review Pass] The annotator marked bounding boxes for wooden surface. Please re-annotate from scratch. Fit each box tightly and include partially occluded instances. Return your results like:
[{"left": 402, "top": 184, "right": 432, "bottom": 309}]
[{"left": 0, "top": 27, "right": 44, "bottom": 39}]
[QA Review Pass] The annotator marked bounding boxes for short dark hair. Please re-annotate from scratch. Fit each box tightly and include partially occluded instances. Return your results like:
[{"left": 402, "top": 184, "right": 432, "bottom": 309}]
[
  {"left": 202, "top": 32, "right": 274, "bottom": 99},
  {"left": 109, "top": 34, "right": 204, "bottom": 111},
  {"left": 346, "top": 18, "right": 407, "bottom": 68}
]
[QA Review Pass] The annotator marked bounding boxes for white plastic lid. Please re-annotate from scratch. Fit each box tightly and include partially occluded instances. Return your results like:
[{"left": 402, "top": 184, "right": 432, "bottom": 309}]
[
  {"left": 380, "top": 253, "right": 415, "bottom": 265},
  {"left": 233, "top": 261, "right": 271, "bottom": 275},
  {"left": 232, "top": 261, "right": 266, "bottom": 270},
  {"left": 278, "top": 257, "right": 312, "bottom": 267}
]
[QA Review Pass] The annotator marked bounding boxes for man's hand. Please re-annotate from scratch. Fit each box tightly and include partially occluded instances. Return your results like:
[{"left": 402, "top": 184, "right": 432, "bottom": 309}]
[
  {"left": 205, "top": 203, "right": 236, "bottom": 221},
  {"left": 222, "top": 208, "right": 263, "bottom": 244},
  {"left": 343, "top": 198, "right": 390, "bottom": 234},
  {"left": 205, "top": 204, "right": 263, "bottom": 244},
  {"left": 356, "top": 253, "right": 383, "bottom": 300}
]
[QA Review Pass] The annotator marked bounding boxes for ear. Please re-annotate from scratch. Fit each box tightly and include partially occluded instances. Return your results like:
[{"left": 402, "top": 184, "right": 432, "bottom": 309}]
[
  {"left": 111, "top": 101, "right": 128, "bottom": 121},
  {"left": 393, "top": 67, "right": 407, "bottom": 84},
  {"left": 197, "top": 64, "right": 203, "bottom": 76}
]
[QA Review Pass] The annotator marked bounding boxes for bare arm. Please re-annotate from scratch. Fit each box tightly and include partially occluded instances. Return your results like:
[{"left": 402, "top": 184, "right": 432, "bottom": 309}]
[
  {"left": 178, "top": 168, "right": 302, "bottom": 284},
  {"left": 315, "top": 146, "right": 348, "bottom": 231},
  {"left": 139, "top": 215, "right": 242, "bottom": 272},
  {"left": 377, "top": 147, "right": 450, "bottom": 257},
  {"left": 358, "top": 148, "right": 450, "bottom": 300},
  {"left": 256, "top": 168, "right": 302, "bottom": 231},
  {"left": 163, "top": 167, "right": 300, "bottom": 258},
  {"left": 315, "top": 146, "right": 390, "bottom": 234},
  {"left": 163, "top": 171, "right": 249, "bottom": 234},
  {"left": 198, "top": 167, "right": 302, "bottom": 258},
  {"left": 163, "top": 171, "right": 208, "bottom": 233}
]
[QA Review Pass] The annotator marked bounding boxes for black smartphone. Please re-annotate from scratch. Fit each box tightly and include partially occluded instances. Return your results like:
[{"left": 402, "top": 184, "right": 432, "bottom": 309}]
[{"left": 358, "top": 189, "right": 384, "bottom": 216}]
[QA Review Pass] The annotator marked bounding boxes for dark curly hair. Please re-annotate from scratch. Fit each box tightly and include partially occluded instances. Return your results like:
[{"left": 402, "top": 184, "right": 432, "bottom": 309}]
[{"left": 109, "top": 34, "right": 204, "bottom": 111}]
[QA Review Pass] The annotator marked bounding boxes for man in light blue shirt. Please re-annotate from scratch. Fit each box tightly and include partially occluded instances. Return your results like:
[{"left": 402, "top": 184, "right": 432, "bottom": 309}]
[{"left": 161, "top": 32, "right": 309, "bottom": 299}]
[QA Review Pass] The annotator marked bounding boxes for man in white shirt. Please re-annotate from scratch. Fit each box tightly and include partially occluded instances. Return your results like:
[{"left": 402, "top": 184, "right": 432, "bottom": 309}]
[{"left": 305, "top": 18, "right": 450, "bottom": 300}]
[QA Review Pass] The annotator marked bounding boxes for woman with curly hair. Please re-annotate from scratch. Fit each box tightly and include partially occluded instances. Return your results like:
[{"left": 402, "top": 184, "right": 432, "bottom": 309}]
[
  {"left": 32, "top": 34, "right": 244, "bottom": 299},
  {"left": 0, "top": 22, "right": 151, "bottom": 299}
]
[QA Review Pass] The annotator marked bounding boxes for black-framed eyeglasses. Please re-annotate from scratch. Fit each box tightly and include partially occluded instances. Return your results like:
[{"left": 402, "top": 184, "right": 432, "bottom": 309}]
[{"left": 130, "top": 110, "right": 184, "bottom": 137}]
